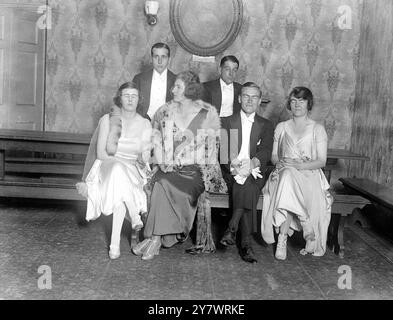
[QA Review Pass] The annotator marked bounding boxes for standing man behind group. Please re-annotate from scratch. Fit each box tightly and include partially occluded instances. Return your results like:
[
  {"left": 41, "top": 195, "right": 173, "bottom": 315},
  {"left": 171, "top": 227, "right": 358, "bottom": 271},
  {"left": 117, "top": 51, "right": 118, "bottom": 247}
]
[
  {"left": 133, "top": 42, "right": 176, "bottom": 120},
  {"left": 203, "top": 55, "right": 242, "bottom": 118}
]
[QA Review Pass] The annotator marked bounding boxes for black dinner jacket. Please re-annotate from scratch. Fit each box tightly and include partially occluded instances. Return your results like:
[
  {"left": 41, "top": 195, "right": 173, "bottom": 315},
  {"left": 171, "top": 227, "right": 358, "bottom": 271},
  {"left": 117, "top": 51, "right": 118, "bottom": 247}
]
[
  {"left": 220, "top": 112, "right": 274, "bottom": 180},
  {"left": 132, "top": 69, "right": 176, "bottom": 119},
  {"left": 203, "top": 79, "right": 242, "bottom": 116}
]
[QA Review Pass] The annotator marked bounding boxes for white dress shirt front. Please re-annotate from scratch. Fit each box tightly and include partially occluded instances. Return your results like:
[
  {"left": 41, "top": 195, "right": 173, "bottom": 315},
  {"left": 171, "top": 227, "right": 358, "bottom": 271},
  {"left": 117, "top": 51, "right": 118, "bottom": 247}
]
[
  {"left": 219, "top": 78, "right": 234, "bottom": 117},
  {"left": 237, "top": 110, "right": 255, "bottom": 161},
  {"left": 148, "top": 69, "right": 167, "bottom": 119}
]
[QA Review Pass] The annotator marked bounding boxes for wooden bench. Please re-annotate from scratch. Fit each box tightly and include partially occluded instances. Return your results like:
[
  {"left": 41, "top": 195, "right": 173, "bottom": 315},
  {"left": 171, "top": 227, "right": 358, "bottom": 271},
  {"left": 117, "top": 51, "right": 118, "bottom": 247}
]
[
  {"left": 0, "top": 128, "right": 371, "bottom": 257},
  {"left": 338, "top": 177, "right": 393, "bottom": 231},
  {"left": 0, "top": 129, "right": 90, "bottom": 200},
  {"left": 324, "top": 149, "right": 369, "bottom": 183},
  {"left": 339, "top": 178, "right": 393, "bottom": 211},
  {"left": 0, "top": 128, "right": 363, "bottom": 200},
  {"left": 211, "top": 191, "right": 370, "bottom": 258},
  {"left": 327, "top": 191, "right": 370, "bottom": 258}
]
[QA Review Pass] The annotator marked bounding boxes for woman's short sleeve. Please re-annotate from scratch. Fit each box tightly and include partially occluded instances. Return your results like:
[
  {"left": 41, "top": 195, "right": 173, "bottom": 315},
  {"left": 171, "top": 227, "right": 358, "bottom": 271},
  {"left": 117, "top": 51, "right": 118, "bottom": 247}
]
[
  {"left": 96, "top": 114, "right": 110, "bottom": 136},
  {"left": 315, "top": 123, "right": 328, "bottom": 143},
  {"left": 142, "top": 118, "right": 152, "bottom": 141},
  {"left": 274, "top": 121, "right": 285, "bottom": 142},
  {"left": 143, "top": 117, "right": 152, "bottom": 130}
]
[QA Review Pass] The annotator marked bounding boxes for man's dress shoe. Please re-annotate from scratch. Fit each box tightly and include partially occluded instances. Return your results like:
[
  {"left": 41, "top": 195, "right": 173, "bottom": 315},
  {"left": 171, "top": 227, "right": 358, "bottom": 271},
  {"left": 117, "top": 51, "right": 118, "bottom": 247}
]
[
  {"left": 220, "top": 229, "right": 236, "bottom": 246},
  {"left": 240, "top": 246, "right": 258, "bottom": 263}
]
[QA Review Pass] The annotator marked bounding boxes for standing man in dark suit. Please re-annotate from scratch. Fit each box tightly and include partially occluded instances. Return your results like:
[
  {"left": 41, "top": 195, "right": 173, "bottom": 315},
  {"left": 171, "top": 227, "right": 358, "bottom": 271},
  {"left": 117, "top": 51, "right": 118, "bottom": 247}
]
[
  {"left": 220, "top": 82, "right": 274, "bottom": 263},
  {"left": 203, "top": 55, "right": 242, "bottom": 118},
  {"left": 132, "top": 42, "right": 176, "bottom": 120},
  {"left": 204, "top": 55, "right": 243, "bottom": 219}
]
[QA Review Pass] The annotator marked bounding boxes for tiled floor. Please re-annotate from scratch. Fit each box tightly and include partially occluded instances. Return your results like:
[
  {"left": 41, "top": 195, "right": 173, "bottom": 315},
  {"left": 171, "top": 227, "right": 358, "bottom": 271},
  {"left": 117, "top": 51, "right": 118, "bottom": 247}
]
[{"left": 1, "top": 201, "right": 393, "bottom": 300}]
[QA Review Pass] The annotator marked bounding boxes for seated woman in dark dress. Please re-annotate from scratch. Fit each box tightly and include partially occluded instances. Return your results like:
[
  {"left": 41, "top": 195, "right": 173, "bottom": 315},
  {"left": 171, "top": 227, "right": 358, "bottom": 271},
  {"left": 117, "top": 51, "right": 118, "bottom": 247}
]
[{"left": 132, "top": 71, "right": 227, "bottom": 260}]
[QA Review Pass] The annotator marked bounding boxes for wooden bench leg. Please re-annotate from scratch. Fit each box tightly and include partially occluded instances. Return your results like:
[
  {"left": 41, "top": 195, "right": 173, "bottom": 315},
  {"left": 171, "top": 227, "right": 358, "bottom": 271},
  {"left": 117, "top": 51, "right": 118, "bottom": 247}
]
[
  {"left": 327, "top": 214, "right": 339, "bottom": 253},
  {"left": 0, "top": 150, "right": 4, "bottom": 180},
  {"left": 348, "top": 207, "right": 370, "bottom": 228},
  {"left": 337, "top": 215, "right": 347, "bottom": 259}
]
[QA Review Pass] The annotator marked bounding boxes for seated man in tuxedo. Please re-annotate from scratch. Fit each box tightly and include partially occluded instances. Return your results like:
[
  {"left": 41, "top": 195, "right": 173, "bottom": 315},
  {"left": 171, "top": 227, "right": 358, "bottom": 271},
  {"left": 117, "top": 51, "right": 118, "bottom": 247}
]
[
  {"left": 220, "top": 82, "right": 274, "bottom": 263},
  {"left": 132, "top": 42, "right": 176, "bottom": 120},
  {"left": 203, "top": 55, "right": 242, "bottom": 118}
]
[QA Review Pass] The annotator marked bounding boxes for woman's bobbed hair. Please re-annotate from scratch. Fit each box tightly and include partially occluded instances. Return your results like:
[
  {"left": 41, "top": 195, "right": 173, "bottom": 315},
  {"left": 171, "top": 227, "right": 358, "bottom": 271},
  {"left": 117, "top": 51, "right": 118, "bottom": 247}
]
[
  {"left": 113, "top": 81, "right": 140, "bottom": 108},
  {"left": 286, "top": 86, "right": 314, "bottom": 111}
]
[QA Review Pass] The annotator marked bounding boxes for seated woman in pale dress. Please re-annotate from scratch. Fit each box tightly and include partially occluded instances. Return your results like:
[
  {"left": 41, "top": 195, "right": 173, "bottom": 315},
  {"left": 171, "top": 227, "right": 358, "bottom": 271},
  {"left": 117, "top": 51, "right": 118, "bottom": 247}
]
[
  {"left": 76, "top": 82, "right": 152, "bottom": 260},
  {"left": 132, "top": 71, "right": 227, "bottom": 260},
  {"left": 261, "top": 87, "right": 332, "bottom": 260}
]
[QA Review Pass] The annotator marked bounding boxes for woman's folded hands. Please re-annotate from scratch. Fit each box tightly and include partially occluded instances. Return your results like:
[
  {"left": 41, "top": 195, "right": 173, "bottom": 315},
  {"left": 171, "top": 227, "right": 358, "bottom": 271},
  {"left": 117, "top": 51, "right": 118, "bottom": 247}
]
[{"left": 277, "top": 157, "right": 309, "bottom": 170}]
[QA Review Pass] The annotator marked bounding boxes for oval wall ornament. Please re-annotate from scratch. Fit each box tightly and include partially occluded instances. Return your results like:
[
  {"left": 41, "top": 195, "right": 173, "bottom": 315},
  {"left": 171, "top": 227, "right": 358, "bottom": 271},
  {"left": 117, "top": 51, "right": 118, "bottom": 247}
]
[{"left": 170, "top": 0, "right": 243, "bottom": 56}]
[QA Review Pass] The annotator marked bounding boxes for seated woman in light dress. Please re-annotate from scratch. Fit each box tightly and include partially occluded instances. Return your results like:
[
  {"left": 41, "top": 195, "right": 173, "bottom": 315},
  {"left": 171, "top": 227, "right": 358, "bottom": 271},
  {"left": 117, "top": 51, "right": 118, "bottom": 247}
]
[
  {"left": 261, "top": 87, "right": 332, "bottom": 260},
  {"left": 132, "top": 71, "right": 227, "bottom": 260},
  {"left": 77, "top": 82, "right": 152, "bottom": 260}
]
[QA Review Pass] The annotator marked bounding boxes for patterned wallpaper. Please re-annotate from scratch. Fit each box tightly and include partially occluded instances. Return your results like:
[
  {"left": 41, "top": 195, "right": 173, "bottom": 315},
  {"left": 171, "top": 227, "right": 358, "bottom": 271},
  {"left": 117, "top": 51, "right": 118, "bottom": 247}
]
[
  {"left": 348, "top": 0, "right": 393, "bottom": 187},
  {"left": 45, "top": 0, "right": 362, "bottom": 163}
]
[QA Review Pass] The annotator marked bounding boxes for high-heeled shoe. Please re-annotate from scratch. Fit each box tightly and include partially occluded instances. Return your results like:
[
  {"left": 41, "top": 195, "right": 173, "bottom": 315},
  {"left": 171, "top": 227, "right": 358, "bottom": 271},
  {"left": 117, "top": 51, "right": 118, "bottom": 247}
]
[
  {"left": 141, "top": 238, "right": 161, "bottom": 260},
  {"left": 275, "top": 233, "right": 288, "bottom": 260},
  {"left": 300, "top": 239, "right": 315, "bottom": 255},
  {"left": 109, "top": 245, "right": 120, "bottom": 260},
  {"left": 176, "top": 232, "right": 188, "bottom": 243},
  {"left": 131, "top": 238, "right": 151, "bottom": 256},
  {"left": 185, "top": 245, "right": 203, "bottom": 255},
  {"left": 131, "top": 214, "right": 143, "bottom": 231}
]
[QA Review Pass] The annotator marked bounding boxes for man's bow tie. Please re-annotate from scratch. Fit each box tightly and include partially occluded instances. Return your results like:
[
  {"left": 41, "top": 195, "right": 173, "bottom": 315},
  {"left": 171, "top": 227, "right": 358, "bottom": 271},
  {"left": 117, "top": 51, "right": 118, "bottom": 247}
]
[{"left": 242, "top": 114, "right": 255, "bottom": 123}]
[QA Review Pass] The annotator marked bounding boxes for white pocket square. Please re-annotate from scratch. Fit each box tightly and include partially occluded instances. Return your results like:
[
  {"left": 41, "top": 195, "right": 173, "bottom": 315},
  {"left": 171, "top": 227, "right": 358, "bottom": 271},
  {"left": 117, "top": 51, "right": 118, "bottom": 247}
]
[{"left": 257, "top": 139, "right": 261, "bottom": 146}]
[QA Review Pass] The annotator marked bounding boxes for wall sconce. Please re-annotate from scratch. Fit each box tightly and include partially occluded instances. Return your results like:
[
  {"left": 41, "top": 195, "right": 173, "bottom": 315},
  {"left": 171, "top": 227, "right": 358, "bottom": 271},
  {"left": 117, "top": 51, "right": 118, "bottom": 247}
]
[{"left": 145, "top": 1, "right": 159, "bottom": 25}]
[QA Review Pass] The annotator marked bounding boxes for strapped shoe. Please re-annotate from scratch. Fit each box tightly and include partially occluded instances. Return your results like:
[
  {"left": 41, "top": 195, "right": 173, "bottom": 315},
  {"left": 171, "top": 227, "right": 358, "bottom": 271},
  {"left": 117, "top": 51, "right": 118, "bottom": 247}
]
[
  {"left": 109, "top": 246, "right": 120, "bottom": 260},
  {"left": 185, "top": 245, "right": 203, "bottom": 255},
  {"left": 131, "top": 238, "right": 151, "bottom": 256},
  {"left": 176, "top": 232, "right": 188, "bottom": 243},
  {"left": 141, "top": 238, "right": 161, "bottom": 260},
  {"left": 275, "top": 233, "right": 288, "bottom": 260}
]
